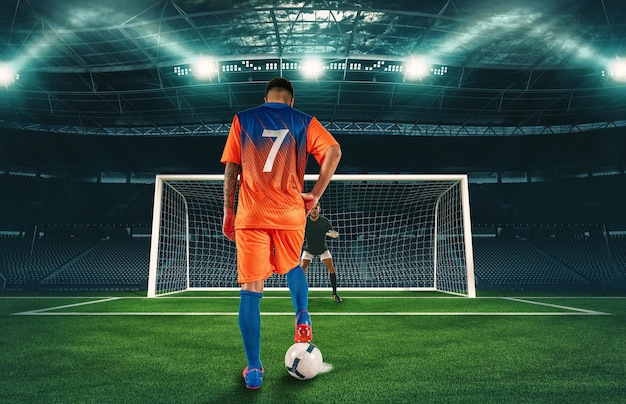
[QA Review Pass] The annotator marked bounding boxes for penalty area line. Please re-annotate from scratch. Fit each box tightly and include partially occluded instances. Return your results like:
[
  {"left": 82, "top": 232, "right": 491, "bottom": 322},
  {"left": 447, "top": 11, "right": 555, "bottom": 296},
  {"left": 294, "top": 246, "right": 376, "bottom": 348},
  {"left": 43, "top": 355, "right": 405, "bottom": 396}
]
[
  {"left": 12, "top": 310, "right": 610, "bottom": 316},
  {"left": 501, "top": 297, "right": 610, "bottom": 315},
  {"left": 12, "top": 297, "right": 123, "bottom": 315}
]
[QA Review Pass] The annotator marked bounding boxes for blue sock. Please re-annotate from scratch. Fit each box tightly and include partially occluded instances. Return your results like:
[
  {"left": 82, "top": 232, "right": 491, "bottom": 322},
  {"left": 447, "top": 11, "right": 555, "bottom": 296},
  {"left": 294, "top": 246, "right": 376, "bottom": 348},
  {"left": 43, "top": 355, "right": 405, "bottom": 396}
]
[
  {"left": 239, "top": 290, "right": 263, "bottom": 370},
  {"left": 286, "top": 265, "right": 310, "bottom": 325}
]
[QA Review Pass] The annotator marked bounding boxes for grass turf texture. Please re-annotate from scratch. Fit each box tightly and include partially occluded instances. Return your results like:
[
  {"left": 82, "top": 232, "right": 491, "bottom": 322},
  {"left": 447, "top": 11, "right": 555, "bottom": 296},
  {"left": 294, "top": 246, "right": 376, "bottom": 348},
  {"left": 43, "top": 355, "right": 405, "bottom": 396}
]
[{"left": 1, "top": 291, "right": 625, "bottom": 403}]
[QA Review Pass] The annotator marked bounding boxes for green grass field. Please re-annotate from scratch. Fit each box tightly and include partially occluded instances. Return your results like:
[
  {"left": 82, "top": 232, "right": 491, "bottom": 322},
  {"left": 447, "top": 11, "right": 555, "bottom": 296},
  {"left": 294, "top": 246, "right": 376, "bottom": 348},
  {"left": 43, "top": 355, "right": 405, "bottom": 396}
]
[{"left": 2, "top": 290, "right": 625, "bottom": 404}]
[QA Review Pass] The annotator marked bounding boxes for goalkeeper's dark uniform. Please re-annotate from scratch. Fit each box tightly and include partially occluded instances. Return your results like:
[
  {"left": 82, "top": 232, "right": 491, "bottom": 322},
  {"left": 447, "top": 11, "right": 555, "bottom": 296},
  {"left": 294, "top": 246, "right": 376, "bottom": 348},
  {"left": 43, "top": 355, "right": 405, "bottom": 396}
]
[
  {"left": 304, "top": 215, "right": 333, "bottom": 255},
  {"left": 301, "top": 204, "right": 342, "bottom": 303}
]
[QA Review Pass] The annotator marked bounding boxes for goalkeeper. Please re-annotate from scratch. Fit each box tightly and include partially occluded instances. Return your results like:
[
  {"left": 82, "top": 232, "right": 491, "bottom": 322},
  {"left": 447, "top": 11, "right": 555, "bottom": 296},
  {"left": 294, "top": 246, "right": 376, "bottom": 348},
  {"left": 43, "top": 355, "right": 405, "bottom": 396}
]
[{"left": 301, "top": 202, "right": 342, "bottom": 303}]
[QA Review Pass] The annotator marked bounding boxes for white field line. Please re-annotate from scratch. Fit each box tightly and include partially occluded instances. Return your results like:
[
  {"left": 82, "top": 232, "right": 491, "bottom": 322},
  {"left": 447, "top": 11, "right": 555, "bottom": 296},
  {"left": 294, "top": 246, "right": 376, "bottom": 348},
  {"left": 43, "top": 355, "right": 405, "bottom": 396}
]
[
  {"left": 502, "top": 297, "right": 610, "bottom": 315},
  {"left": 12, "top": 311, "right": 610, "bottom": 316},
  {"left": 10, "top": 296, "right": 611, "bottom": 316},
  {"left": 13, "top": 297, "right": 122, "bottom": 315},
  {"left": 3, "top": 296, "right": 625, "bottom": 299}
]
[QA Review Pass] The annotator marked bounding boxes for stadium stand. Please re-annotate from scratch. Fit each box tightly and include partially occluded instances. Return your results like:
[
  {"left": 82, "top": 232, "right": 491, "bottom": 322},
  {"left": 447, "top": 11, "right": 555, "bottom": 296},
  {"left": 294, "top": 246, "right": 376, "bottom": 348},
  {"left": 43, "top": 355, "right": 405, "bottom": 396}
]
[
  {"left": 40, "top": 236, "right": 150, "bottom": 291},
  {"left": 0, "top": 233, "right": 100, "bottom": 290},
  {"left": 472, "top": 236, "right": 588, "bottom": 291},
  {"left": 608, "top": 235, "right": 626, "bottom": 280}
]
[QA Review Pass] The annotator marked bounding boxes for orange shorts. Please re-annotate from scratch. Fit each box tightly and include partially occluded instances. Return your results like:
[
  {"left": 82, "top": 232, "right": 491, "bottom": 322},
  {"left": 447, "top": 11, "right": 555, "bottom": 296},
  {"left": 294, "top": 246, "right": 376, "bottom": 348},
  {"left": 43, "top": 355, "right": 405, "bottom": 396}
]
[{"left": 235, "top": 228, "right": 305, "bottom": 284}]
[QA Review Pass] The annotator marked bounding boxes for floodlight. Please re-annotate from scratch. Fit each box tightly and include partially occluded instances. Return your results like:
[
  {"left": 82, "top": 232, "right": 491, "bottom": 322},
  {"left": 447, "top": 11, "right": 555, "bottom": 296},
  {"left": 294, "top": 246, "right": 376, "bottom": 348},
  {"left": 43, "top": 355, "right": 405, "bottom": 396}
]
[
  {"left": 609, "top": 59, "right": 626, "bottom": 82},
  {"left": 193, "top": 57, "right": 217, "bottom": 79},
  {"left": 0, "top": 64, "right": 16, "bottom": 86},
  {"left": 301, "top": 58, "right": 323, "bottom": 79},
  {"left": 405, "top": 56, "right": 430, "bottom": 80},
  {"left": 174, "top": 65, "right": 191, "bottom": 76}
]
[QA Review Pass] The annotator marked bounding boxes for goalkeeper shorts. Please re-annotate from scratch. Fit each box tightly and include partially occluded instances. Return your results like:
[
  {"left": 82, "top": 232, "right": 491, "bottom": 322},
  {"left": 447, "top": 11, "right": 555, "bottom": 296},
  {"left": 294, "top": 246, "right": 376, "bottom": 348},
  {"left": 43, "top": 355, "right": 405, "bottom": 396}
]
[{"left": 301, "top": 249, "right": 332, "bottom": 261}]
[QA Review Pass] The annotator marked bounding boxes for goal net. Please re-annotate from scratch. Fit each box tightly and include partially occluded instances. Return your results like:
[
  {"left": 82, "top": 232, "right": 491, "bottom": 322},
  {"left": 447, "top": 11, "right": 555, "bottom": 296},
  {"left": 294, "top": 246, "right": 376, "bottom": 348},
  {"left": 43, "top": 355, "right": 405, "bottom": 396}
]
[{"left": 148, "top": 174, "right": 475, "bottom": 297}]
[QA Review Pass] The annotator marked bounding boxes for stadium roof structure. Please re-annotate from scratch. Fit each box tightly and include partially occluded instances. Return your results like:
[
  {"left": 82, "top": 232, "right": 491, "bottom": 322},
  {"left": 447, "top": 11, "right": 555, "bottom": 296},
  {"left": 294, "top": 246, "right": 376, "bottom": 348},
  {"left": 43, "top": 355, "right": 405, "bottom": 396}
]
[{"left": 1, "top": 0, "right": 626, "bottom": 136}]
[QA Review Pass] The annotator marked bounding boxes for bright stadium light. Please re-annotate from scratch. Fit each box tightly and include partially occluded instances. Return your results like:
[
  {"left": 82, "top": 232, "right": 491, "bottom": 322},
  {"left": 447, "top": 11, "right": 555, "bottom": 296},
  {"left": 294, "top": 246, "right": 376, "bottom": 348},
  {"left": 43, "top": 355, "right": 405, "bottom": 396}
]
[
  {"left": 0, "top": 63, "right": 17, "bottom": 86},
  {"left": 301, "top": 58, "right": 323, "bottom": 79},
  {"left": 609, "top": 59, "right": 626, "bottom": 82},
  {"left": 193, "top": 56, "right": 217, "bottom": 79},
  {"left": 405, "top": 56, "right": 430, "bottom": 80}
]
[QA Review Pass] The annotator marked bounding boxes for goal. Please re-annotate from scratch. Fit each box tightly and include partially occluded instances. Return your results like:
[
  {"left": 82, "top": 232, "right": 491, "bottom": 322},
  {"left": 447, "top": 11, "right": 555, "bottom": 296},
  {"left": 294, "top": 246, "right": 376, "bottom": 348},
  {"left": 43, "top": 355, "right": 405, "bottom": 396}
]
[{"left": 147, "top": 174, "right": 476, "bottom": 297}]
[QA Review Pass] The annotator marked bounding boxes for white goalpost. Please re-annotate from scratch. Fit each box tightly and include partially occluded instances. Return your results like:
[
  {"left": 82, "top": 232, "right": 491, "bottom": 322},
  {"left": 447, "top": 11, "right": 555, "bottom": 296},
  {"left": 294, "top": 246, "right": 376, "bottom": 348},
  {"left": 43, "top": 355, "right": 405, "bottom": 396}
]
[{"left": 147, "top": 174, "right": 476, "bottom": 297}]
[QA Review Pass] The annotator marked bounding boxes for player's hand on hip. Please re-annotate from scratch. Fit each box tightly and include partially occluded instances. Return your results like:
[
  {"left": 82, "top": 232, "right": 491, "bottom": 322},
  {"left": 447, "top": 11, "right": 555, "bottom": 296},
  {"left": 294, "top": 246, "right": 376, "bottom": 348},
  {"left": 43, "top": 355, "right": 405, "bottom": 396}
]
[{"left": 301, "top": 193, "right": 319, "bottom": 213}]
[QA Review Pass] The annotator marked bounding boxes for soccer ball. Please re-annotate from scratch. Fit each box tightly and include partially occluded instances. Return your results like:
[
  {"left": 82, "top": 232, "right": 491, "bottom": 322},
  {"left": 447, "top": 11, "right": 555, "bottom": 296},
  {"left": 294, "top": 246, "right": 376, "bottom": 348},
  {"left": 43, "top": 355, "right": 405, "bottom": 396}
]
[{"left": 284, "top": 342, "right": 323, "bottom": 380}]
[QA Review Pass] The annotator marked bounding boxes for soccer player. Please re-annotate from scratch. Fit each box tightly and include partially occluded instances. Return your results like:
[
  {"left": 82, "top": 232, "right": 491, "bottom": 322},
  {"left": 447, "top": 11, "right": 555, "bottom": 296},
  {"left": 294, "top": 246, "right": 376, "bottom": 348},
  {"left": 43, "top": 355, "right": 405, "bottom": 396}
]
[
  {"left": 221, "top": 77, "right": 341, "bottom": 390},
  {"left": 301, "top": 202, "right": 342, "bottom": 303}
]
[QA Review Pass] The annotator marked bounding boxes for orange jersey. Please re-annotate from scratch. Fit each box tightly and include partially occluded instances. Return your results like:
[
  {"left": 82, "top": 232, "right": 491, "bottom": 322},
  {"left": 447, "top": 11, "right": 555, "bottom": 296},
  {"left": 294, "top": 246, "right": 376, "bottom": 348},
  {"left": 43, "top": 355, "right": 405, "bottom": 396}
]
[{"left": 221, "top": 102, "right": 339, "bottom": 230}]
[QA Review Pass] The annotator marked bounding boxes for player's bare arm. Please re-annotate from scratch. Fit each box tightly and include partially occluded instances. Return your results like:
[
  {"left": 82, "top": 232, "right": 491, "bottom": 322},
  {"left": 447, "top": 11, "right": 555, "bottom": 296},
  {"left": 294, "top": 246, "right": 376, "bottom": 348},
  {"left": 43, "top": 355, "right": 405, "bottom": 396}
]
[
  {"left": 223, "top": 161, "right": 240, "bottom": 241},
  {"left": 302, "top": 144, "right": 342, "bottom": 212},
  {"left": 325, "top": 230, "right": 339, "bottom": 238}
]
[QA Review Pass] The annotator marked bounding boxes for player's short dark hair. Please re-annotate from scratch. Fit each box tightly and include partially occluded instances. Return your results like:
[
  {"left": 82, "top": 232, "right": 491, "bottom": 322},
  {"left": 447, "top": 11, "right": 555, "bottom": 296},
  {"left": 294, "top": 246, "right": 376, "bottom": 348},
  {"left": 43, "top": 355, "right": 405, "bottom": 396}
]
[{"left": 266, "top": 77, "right": 294, "bottom": 98}]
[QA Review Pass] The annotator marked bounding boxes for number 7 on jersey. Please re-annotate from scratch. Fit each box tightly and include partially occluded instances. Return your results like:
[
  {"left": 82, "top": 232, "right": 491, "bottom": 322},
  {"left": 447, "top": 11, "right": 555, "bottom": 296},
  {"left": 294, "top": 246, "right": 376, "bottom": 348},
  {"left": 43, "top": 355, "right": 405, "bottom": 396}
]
[{"left": 262, "top": 129, "right": 289, "bottom": 172}]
